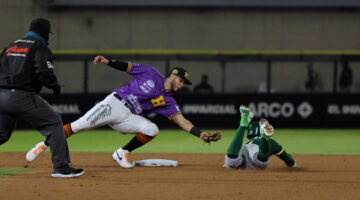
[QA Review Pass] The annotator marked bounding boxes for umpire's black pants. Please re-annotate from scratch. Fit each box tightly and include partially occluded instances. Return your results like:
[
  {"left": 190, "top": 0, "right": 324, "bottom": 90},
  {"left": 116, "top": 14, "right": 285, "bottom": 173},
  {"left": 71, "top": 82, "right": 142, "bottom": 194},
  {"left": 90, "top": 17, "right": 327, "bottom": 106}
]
[{"left": 0, "top": 88, "right": 70, "bottom": 169}]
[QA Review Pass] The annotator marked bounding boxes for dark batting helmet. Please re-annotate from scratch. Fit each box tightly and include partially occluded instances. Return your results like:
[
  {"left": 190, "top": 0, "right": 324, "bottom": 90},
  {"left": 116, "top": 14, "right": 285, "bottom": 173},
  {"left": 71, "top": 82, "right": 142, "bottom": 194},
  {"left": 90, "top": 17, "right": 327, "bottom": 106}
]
[{"left": 247, "top": 121, "right": 261, "bottom": 139}]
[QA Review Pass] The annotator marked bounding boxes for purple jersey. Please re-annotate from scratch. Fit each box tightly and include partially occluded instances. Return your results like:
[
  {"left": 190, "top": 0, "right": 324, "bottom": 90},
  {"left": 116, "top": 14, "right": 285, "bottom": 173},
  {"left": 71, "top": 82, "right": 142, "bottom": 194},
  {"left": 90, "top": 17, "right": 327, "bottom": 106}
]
[{"left": 114, "top": 63, "right": 180, "bottom": 119}]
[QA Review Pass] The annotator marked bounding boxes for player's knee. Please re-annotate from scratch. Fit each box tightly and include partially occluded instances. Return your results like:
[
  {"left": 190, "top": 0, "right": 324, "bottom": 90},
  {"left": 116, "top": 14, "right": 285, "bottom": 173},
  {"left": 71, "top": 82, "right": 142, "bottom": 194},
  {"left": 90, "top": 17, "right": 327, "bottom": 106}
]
[
  {"left": 143, "top": 123, "right": 159, "bottom": 137},
  {"left": 224, "top": 155, "right": 242, "bottom": 169}
]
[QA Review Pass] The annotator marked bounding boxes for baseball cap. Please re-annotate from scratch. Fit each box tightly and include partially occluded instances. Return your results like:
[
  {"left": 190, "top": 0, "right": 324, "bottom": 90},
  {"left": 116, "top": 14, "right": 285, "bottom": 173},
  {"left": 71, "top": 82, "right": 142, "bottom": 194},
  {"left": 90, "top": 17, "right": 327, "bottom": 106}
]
[
  {"left": 170, "top": 67, "right": 192, "bottom": 85},
  {"left": 29, "top": 18, "right": 51, "bottom": 41}
]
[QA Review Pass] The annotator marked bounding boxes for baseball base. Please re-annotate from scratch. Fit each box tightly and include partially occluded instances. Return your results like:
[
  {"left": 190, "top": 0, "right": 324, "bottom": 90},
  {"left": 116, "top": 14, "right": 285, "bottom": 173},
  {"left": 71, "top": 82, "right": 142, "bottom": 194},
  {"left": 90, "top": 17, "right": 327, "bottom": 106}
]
[{"left": 133, "top": 159, "right": 178, "bottom": 167}]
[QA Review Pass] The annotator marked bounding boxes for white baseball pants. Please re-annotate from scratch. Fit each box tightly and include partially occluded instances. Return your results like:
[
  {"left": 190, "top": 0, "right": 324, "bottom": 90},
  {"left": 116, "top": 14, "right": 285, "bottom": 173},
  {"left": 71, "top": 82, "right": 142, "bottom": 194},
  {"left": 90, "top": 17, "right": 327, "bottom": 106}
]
[
  {"left": 70, "top": 93, "right": 159, "bottom": 137},
  {"left": 224, "top": 144, "right": 269, "bottom": 169}
]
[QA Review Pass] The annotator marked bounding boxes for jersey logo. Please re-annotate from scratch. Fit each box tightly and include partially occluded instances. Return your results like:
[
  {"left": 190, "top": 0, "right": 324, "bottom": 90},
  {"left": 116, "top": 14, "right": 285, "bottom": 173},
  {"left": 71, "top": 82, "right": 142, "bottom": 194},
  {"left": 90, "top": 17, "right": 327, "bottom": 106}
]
[
  {"left": 47, "top": 61, "right": 54, "bottom": 69},
  {"left": 140, "top": 80, "right": 155, "bottom": 93},
  {"left": 147, "top": 80, "right": 155, "bottom": 88},
  {"left": 6, "top": 45, "right": 29, "bottom": 57},
  {"left": 151, "top": 95, "right": 166, "bottom": 107}
]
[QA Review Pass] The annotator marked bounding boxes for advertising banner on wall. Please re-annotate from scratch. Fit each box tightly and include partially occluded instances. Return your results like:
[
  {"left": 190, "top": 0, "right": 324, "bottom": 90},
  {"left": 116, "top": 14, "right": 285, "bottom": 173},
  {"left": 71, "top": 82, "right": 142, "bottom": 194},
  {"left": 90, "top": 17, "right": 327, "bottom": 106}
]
[
  {"left": 16, "top": 93, "right": 360, "bottom": 129},
  {"left": 175, "top": 94, "right": 360, "bottom": 128}
]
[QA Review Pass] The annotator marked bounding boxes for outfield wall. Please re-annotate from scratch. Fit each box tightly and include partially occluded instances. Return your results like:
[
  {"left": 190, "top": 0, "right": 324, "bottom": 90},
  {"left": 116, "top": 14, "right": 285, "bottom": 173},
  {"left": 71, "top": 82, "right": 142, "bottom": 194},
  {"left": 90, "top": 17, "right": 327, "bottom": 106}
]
[
  {"left": 15, "top": 93, "right": 360, "bottom": 129},
  {"left": 1, "top": 1, "right": 360, "bottom": 93}
]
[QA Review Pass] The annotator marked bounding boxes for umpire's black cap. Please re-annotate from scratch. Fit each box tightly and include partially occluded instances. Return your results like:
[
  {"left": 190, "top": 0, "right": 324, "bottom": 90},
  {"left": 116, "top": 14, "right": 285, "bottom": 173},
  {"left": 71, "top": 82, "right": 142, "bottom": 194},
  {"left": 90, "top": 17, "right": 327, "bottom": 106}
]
[
  {"left": 170, "top": 67, "right": 192, "bottom": 85},
  {"left": 29, "top": 18, "right": 51, "bottom": 41}
]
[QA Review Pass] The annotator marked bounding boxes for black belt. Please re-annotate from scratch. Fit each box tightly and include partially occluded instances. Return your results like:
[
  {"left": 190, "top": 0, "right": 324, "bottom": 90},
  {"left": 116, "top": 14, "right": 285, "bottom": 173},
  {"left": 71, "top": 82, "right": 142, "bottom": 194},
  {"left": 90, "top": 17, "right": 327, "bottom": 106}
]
[{"left": 113, "top": 93, "right": 132, "bottom": 111}]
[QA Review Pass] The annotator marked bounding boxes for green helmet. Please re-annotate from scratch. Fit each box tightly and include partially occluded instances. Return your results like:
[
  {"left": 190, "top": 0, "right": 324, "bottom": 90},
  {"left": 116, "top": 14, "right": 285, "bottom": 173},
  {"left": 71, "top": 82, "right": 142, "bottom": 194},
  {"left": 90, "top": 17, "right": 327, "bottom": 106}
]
[{"left": 247, "top": 121, "right": 260, "bottom": 139}]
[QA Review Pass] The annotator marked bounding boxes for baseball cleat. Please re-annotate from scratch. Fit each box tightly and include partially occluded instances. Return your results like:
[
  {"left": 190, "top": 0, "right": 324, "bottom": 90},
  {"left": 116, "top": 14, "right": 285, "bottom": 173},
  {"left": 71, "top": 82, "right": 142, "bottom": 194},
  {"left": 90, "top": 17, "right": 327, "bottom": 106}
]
[
  {"left": 259, "top": 118, "right": 269, "bottom": 129},
  {"left": 112, "top": 148, "right": 133, "bottom": 169},
  {"left": 259, "top": 119, "right": 274, "bottom": 140},
  {"left": 239, "top": 105, "right": 254, "bottom": 127},
  {"left": 26, "top": 141, "right": 48, "bottom": 162},
  {"left": 52, "top": 167, "right": 85, "bottom": 178},
  {"left": 263, "top": 124, "right": 274, "bottom": 137}
]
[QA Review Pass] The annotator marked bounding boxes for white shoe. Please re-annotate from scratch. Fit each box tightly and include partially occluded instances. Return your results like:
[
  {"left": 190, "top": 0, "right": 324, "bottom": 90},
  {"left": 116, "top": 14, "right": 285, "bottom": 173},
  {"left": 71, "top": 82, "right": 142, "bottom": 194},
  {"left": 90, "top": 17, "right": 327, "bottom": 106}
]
[
  {"left": 26, "top": 141, "right": 48, "bottom": 162},
  {"left": 259, "top": 118, "right": 269, "bottom": 129},
  {"left": 259, "top": 118, "right": 274, "bottom": 138},
  {"left": 263, "top": 124, "right": 274, "bottom": 137},
  {"left": 112, "top": 148, "right": 133, "bottom": 169}
]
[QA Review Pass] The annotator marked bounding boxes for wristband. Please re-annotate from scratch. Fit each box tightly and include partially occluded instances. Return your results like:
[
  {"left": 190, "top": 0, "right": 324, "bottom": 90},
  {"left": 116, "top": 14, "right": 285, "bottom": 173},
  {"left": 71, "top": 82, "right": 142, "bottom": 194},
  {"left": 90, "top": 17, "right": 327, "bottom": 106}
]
[{"left": 190, "top": 127, "right": 202, "bottom": 137}]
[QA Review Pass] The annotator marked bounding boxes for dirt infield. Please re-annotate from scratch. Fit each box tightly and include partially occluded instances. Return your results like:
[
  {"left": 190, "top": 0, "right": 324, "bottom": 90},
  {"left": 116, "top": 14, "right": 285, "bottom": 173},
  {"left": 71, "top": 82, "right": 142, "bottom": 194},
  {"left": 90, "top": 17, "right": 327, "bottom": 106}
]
[{"left": 0, "top": 153, "right": 359, "bottom": 200}]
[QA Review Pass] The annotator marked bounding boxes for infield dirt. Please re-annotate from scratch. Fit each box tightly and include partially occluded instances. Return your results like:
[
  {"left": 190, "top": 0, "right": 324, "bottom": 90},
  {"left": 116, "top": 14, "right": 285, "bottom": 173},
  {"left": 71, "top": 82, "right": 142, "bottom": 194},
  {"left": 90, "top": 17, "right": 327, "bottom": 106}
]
[{"left": 0, "top": 153, "right": 359, "bottom": 200}]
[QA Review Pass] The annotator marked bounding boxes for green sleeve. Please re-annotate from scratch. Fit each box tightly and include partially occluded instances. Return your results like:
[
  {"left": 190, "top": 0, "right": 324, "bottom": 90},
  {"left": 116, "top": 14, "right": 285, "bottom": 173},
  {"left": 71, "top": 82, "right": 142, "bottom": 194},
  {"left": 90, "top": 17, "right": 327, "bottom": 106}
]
[
  {"left": 226, "top": 125, "right": 246, "bottom": 158},
  {"left": 269, "top": 139, "right": 295, "bottom": 167}
]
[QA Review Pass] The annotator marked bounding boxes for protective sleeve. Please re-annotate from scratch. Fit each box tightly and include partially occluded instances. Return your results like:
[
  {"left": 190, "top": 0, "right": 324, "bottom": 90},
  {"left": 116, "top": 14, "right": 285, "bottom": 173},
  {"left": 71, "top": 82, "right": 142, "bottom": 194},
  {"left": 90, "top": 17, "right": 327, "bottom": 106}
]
[
  {"left": 107, "top": 59, "right": 130, "bottom": 72},
  {"left": 270, "top": 139, "right": 295, "bottom": 167},
  {"left": 277, "top": 151, "right": 295, "bottom": 167}
]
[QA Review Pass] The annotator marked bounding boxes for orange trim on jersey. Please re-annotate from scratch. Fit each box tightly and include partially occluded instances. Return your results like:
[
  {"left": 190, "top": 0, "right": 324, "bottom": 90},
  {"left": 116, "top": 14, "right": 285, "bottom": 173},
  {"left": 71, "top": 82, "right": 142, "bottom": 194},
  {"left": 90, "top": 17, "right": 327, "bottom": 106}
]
[
  {"left": 63, "top": 124, "right": 73, "bottom": 138},
  {"left": 168, "top": 112, "right": 181, "bottom": 120},
  {"left": 126, "top": 62, "right": 132, "bottom": 74},
  {"left": 136, "top": 133, "right": 152, "bottom": 144}
]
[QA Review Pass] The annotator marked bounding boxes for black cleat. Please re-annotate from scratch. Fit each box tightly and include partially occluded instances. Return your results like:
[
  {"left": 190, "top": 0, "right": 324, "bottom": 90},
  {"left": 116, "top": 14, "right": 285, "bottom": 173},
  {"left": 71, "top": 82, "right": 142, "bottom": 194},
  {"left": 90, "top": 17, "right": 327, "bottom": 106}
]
[{"left": 51, "top": 167, "right": 85, "bottom": 178}]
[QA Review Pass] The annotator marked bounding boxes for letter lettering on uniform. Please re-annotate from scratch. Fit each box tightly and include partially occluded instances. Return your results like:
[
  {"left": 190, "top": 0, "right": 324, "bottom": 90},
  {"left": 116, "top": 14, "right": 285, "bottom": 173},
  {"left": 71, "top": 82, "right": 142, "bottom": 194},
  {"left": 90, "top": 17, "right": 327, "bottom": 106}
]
[{"left": 151, "top": 95, "right": 165, "bottom": 107}]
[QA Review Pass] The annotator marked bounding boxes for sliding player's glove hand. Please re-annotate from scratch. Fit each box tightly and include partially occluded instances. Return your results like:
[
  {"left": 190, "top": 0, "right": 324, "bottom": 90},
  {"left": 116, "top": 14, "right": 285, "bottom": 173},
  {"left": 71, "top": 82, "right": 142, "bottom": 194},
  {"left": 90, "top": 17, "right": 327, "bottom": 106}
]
[{"left": 200, "top": 130, "right": 222, "bottom": 143}]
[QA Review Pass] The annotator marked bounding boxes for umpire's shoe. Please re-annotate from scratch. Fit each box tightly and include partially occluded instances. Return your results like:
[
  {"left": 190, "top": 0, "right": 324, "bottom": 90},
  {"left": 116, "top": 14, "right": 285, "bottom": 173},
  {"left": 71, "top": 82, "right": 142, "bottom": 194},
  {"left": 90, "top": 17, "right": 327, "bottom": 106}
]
[
  {"left": 52, "top": 167, "right": 85, "bottom": 178},
  {"left": 112, "top": 148, "right": 133, "bottom": 169}
]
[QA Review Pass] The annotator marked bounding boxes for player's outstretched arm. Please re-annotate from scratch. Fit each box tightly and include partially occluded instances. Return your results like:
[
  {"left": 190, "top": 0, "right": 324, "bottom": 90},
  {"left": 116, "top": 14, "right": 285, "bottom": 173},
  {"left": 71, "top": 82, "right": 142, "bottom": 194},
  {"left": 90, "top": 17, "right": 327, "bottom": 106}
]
[
  {"left": 94, "top": 55, "right": 130, "bottom": 72},
  {"left": 171, "top": 113, "right": 221, "bottom": 143},
  {"left": 93, "top": 55, "right": 109, "bottom": 64}
]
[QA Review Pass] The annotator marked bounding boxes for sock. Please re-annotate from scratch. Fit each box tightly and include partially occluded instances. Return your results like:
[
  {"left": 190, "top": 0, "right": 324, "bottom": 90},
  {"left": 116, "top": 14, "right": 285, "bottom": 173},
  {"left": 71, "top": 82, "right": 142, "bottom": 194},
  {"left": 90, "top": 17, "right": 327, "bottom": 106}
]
[
  {"left": 123, "top": 133, "right": 154, "bottom": 152},
  {"left": 257, "top": 137, "right": 270, "bottom": 162},
  {"left": 63, "top": 124, "right": 73, "bottom": 138},
  {"left": 226, "top": 125, "right": 245, "bottom": 158}
]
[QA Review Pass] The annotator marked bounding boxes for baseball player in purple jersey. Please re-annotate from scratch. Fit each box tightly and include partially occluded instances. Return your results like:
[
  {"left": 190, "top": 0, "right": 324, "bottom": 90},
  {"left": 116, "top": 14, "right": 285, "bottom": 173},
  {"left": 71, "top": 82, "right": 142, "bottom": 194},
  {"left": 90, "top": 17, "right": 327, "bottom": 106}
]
[{"left": 26, "top": 55, "right": 220, "bottom": 168}]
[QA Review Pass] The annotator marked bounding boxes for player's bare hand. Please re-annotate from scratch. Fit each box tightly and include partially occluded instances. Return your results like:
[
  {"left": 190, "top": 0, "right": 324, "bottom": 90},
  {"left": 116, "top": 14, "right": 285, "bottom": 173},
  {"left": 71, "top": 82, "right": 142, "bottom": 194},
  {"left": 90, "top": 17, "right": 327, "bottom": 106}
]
[{"left": 93, "top": 56, "right": 109, "bottom": 65}]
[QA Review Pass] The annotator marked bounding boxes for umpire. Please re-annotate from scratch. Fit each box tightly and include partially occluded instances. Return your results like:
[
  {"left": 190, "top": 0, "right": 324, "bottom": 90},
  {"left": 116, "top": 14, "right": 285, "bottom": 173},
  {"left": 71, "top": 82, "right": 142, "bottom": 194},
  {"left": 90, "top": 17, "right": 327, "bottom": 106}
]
[{"left": 0, "top": 18, "right": 84, "bottom": 178}]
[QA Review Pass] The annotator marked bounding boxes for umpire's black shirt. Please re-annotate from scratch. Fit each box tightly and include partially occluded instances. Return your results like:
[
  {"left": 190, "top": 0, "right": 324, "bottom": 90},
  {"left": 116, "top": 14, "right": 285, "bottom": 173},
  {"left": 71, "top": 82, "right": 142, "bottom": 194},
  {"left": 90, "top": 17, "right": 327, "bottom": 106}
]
[{"left": 0, "top": 36, "right": 60, "bottom": 93}]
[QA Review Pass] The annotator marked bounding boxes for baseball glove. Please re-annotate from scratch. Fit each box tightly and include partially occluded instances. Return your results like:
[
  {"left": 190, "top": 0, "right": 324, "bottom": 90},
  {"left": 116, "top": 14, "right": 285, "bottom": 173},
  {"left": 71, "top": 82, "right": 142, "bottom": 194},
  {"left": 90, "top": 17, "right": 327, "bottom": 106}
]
[{"left": 200, "top": 130, "right": 222, "bottom": 143}]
